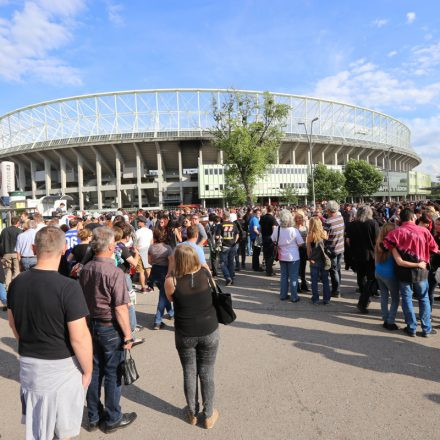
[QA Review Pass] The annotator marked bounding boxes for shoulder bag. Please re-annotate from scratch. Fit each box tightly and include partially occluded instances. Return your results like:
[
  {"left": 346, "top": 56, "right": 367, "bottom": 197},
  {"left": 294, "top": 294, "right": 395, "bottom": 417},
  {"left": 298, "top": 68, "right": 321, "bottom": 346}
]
[
  {"left": 207, "top": 276, "right": 237, "bottom": 325},
  {"left": 318, "top": 241, "right": 332, "bottom": 271},
  {"left": 121, "top": 349, "right": 140, "bottom": 385},
  {"left": 273, "top": 226, "right": 281, "bottom": 262}
]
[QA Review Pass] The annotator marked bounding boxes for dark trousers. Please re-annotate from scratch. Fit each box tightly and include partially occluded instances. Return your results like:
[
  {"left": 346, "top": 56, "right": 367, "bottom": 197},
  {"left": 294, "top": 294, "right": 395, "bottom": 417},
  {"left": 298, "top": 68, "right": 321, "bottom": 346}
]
[
  {"left": 262, "top": 236, "right": 274, "bottom": 275},
  {"left": 210, "top": 249, "right": 218, "bottom": 276},
  {"left": 428, "top": 269, "right": 437, "bottom": 309},
  {"left": 175, "top": 328, "right": 219, "bottom": 418},
  {"left": 329, "top": 253, "right": 342, "bottom": 294},
  {"left": 357, "top": 259, "right": 376, "bottom": 309},
  {"left": 251, "top": 239, "right": 261, "bottom": 270},
  {"left": 87, "top": 322, "right": 124, "bottom": 426},
  {"left": 298, "top": 246, "right": 308, "bottom": 285},
  {"left": 235, "top": 240, "right": 246, "bottom": 268}
]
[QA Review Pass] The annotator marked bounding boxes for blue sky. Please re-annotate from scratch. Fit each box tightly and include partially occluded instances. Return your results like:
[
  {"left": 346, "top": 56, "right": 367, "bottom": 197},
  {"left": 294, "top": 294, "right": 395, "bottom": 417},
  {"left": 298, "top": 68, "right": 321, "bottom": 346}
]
[{"left": 0, "top": 0, "right": 439, "bottom": 176}]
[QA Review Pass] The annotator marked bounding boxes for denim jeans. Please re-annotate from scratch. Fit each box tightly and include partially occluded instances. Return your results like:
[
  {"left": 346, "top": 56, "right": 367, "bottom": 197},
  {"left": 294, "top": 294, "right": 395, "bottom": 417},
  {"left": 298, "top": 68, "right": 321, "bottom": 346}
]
[
  {"left": 329, "top": 253, "right": 342, "bottom": 294},
  {"left": 175, "top": 328, "right": 219, "bottom": 418},
  {"left": 20, "top": 256, "right": 37, "bottom": 272},
  {"left": 87, "top": 321, "right": 124, "bottom": 426},
  {"left": 279, "top": 260, "right": 300, "bottom": 301},
  {"left": 235, "top": 240, "right": 246, "bottom": 268},
  {"left": 246, "top": 235, "right": 252, "bottom": 256},
  {"left": 399, "top": 279, "right": 432, "bottom": 334},
  {"left": 0, "top": 282, "right": 6, "bottom": 306},
  {"left": 376, "top": 274, "right": 400, "bottom": 324},
  {"left": 220, "top": 245, "right": 237, "bottom": 280},
  {"left": 310, "top": 263, "right": 330, "bottom": 303},
  {"left": 151, "top": 265, "right": 174, "bottom": 325}
]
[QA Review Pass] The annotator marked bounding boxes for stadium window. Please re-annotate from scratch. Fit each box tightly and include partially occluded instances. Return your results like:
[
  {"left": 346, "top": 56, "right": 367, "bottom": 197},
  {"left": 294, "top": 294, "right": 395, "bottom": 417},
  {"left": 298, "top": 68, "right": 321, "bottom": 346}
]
[
  {"left": 219, "top": 169, "right": 223, "bottom": 175},
  {"left": 209, "top": 169, "right": 213, "bottom": 175},
  {"left": 205, "top": 185, "right": 209, "bottom": 190},
  {"left": 214, "top": 169, "right": 218, "bottom": 175},
  {"left": 204, "top": 169, "right": 208, "bottom": 175}
]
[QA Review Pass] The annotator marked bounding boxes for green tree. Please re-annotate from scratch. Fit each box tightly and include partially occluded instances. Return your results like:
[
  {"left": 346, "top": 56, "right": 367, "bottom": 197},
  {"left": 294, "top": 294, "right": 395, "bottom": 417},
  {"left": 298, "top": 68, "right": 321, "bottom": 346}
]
[
  {"left": 344, "top": 160, "right": 383, "bottom": 199},
  {"left": 280, "top": 186, "right": 299, "bottom": 205},
  {"left": 211, "top": 90, "right": 289, "bottom": 205},
  {"left": 309, "top": 163, "right": 347, "bottom": 202}
]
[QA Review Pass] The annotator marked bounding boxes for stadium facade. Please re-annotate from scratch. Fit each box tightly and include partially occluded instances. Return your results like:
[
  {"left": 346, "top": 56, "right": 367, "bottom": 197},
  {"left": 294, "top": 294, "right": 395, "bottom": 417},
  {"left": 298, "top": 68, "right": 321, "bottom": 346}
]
[{"left": 0, "top": 89, "right": 431, "bottom": 209}]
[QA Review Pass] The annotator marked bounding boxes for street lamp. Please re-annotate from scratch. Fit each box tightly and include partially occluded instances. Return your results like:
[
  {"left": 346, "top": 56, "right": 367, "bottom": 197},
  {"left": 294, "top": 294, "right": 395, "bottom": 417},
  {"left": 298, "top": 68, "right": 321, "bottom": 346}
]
[
  {"left": 387, "top": 147, "right": 394, "bottom": 202},
  {"left": 298, "top": 117, "right": 319, "bottom": 208}
]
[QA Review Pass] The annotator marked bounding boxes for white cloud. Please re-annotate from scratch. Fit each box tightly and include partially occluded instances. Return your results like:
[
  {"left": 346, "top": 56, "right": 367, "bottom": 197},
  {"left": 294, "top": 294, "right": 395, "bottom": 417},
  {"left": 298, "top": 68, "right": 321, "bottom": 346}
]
[
  {"left": 412, "top": 42, "right": 440, "bottom": 75},
  {"left": 313, "top": 59, "right": 440, "bottom": 109},
  {"left": 406, "top": 12, "right": 416, "bottom": 24},
  {"left": 372, "top": 19, "right": 388, "bottom": 28},
  {"left": 409, "top": 115, "right": 440, "bottom": 177},
  {"left": 106, "top": 2, "right": 124, "bottom": 27},
  {"left": 387, "top": 50, "right": 397, "bottom": 57},
  {"left": 0, "top": 0, "right": 84, "bottom": 85}
]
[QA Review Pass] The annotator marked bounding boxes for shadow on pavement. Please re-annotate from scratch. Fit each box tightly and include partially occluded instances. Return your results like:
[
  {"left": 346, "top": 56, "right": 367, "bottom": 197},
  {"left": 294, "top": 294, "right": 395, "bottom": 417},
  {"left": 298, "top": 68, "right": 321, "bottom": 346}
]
[
  {"left": 0, "top": 336, "right": 19, "bottom": 382},
  {"left": 426, "top": 394, "right": 440, "bottom": 404},
  {"left": 122, "top": 384, "right": 184, "bottom": 420}
]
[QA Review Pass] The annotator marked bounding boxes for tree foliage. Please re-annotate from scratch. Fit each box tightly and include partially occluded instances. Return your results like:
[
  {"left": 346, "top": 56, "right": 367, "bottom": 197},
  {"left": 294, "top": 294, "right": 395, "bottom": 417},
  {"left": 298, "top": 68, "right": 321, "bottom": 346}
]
[
  {"left": 344, "top": 160, "right": 383, "bottom": 198},
  {"left": 211, "top": 91, "right": 289, "bottom": 205},
  {"left": 280, "top": 186, "right": 299, "bottom": 206},
  {"left": 309, "top": 163, "right": 347, "bottom": 202}
]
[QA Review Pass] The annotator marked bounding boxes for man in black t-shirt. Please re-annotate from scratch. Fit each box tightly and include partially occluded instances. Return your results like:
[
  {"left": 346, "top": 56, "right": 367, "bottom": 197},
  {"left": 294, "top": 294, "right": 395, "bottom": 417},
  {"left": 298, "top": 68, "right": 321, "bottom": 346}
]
[
  {"left": 260, "top": 206, "right": 278, "bottom": 276},
  {"left": 8, "top": 226, "right": 92, "bottom": 439},
  {"left": 216, "top": 211, "right": 239, "bottom": 285}
]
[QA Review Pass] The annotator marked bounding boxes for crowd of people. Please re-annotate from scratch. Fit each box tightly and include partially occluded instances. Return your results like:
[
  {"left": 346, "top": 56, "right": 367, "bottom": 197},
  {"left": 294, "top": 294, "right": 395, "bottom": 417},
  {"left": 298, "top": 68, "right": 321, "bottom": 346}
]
[{"left": 2, "top": 199, "right": 440, "bottom": 439}]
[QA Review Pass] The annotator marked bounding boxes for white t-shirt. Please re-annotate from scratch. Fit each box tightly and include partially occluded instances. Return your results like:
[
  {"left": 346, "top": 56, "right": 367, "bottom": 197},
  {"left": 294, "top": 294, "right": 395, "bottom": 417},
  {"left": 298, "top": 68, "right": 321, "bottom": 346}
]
[
  {"left": 136, "top": 227, "right": 153, "bottom": 267},
  {"left": 136, "top": 227, "right": 153, "bottom": 249},
  {"left": 271, "top": 226, "right": 303, "bottom": 262}
]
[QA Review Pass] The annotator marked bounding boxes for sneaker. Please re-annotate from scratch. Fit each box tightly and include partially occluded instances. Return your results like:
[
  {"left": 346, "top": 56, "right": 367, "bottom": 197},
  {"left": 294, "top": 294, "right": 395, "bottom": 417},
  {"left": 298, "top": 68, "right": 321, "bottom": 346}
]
[
  {"left": 403, "top": 327, "right": 416, "bottom": 337},
  {"left": 331, "top": 292, "right": 341, "bottom": 298},
  {"left": 291, "top": 297, "right": 301, "bottom": 303},
  {"left": 187, "top": 410, "right": 198, "bottom": 426},
  {"left": 225, "top": 278, "right": 232, "bottom": 286},
  {"left": 357, "top": 304, "right": 369, "bottom": 314},
  {"left": 134, "top": 325, "right": 144, "bottom": 332},
  {"left": 311, "top": 300, "right": 319, "bottom": 306},
  {"left": 164, "top": 314, "right": 174, "bottom": 321},
  {"left": 383, "top": 322, "right": 399, "bottom": 331},
  {"left": 204, "top": 409, "right": 219, "bottom": 429},
  {"left": 153, "top": 323, "right": 165, "bottom": 330},
  {"left": 421, "top": 328, "right": 437, "bottom": 338},
  {"left": 132, "top": 338, "right": 145, "bottom": 347},
  {"left": 322, "top": 300, "right": 330, "bottom": 305}
]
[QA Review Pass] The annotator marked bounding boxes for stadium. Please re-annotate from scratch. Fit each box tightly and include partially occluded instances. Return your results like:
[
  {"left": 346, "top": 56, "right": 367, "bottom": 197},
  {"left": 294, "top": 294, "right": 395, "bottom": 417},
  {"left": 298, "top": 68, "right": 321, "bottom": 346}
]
[{"left": 0, "top": 89, "right": 431, "bottom": 210}]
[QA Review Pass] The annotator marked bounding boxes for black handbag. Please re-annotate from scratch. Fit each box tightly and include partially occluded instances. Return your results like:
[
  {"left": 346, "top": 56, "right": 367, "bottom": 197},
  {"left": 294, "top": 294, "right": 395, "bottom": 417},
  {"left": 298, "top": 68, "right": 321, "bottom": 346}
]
[
  {"left": 208, "top": 277, "right": 237, "bottom": 325},
  {"left": 273, "top": 226, "right": 281, "bottom": 262},
  {"left": 121, "top": 349, "right": 139, "bottom": 385}
]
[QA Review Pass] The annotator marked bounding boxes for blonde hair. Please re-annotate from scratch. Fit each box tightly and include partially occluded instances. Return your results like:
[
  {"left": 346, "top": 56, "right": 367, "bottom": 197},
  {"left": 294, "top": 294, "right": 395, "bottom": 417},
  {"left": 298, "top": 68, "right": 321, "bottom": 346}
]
[
  {"left": 174, "top": 244, "right": 201, "bottom": 278},
  {"left": 307, "top": 217, "right": 327, "bottom": 243},
  {"left": 375, "top": 222, "right": 396, "bottom": 264}
]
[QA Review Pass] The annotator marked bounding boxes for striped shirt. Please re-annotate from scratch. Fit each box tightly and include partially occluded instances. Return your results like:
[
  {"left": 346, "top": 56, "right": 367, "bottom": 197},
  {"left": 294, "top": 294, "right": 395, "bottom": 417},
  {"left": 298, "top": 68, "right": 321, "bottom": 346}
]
[{"left": 325, "top": 212, "right": 345, "bottom": 255}]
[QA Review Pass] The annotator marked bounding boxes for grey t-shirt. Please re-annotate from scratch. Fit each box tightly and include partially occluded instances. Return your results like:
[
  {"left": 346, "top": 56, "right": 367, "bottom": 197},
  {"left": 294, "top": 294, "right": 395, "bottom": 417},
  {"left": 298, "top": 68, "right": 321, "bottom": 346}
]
[{"left": 148, "top": 243, "right": 172, "bottom": 266}]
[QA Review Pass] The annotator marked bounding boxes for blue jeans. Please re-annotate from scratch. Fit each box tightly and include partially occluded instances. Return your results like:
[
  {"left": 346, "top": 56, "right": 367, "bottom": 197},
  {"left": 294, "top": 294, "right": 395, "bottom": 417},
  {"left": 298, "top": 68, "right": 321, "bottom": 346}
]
[
  {"left": 0, "top": 282, "right": 6, "bottom": 305},
  {"left": 151, "top": 265, "right": 174, "bottom": 325},
  {"left": 124, "top": 273, "right": 137, "bottom": 332},
  {"left": 87, "top": 321, "right": 124, "bottom": 426},
  {"left": 329, "top": 253, "right": 342, "bottom": 294},
  {"left": 376, "top": 274, "right": 400, "bottom": 324},
  {"left": 20, "top": 256, "right": 37, "bottom": 272},
  {"left": 246, "top": 235, "right": 252, "bottom": 256},
  {"left": 311, "top": 263, "right": 330, "bottom": 303},
  {"left": 220, "top": 245, "right": 237, "bottom": 281},
  {"left": 279, "top": 260, "right": 300, "bottom": 301},
  {"left": 399, "top": 280, "right": 432, "bottom": 334}
]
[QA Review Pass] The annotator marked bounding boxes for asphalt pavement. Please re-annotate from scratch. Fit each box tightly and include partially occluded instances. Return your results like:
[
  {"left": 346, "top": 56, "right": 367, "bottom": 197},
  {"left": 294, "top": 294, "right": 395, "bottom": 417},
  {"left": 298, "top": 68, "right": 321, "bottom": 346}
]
[{"left": 0, "top": 259, "right": 439, "bottom": 440}]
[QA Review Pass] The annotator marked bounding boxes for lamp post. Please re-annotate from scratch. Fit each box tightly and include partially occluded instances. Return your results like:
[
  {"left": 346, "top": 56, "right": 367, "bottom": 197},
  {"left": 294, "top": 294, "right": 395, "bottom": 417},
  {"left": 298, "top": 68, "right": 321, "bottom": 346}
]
[
  {"left": 387, "top": 147, "right": 394, "bottom": 202},
  {"left": 298, "top": 117, "right": 319, "bottom": 208}
]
